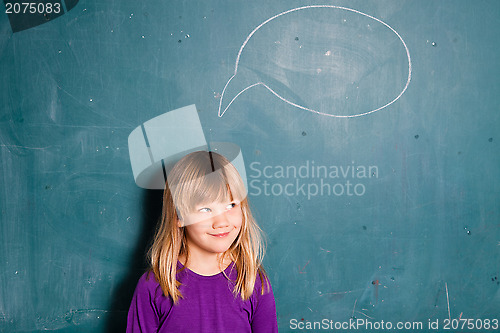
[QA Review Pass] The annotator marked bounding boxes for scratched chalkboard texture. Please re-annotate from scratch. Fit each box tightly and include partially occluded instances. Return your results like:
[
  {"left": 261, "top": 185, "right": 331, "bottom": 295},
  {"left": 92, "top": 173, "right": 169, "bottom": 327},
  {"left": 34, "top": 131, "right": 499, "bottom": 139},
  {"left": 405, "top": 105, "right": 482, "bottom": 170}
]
[{"left": 0, "top": 0, "right": 499, "bottom": 332}]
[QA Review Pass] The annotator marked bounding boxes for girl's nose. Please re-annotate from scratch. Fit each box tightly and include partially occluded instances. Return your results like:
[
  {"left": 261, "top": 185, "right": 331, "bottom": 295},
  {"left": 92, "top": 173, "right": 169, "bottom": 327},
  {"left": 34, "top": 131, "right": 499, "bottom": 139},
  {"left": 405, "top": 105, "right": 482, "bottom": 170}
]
[{"left": 211, "top": 211, "right": 230, "bottom": 228}]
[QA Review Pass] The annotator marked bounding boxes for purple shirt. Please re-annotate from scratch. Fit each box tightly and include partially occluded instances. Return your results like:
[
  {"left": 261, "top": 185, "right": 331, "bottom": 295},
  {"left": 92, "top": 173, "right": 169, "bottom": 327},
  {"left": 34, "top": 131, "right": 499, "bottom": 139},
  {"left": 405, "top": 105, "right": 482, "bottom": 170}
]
[{"left": 127, "top": 262, "right": 278, "bottom": 332}]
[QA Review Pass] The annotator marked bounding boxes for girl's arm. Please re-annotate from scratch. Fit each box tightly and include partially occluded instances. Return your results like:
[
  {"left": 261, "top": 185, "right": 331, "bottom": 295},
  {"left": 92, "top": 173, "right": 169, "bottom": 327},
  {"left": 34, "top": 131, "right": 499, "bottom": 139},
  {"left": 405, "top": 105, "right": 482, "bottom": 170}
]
[
  {"left": 251, "top": 274, "right": 279, "bottom": 332},
  {"left": 126, "top": 272, "right": 162, "bottom": 332}
]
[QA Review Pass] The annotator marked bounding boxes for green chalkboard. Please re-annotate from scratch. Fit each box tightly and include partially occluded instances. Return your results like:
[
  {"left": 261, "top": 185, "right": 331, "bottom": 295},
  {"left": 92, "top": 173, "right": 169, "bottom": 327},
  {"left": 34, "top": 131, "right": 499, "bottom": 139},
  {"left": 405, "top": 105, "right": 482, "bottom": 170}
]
[{"left": 1, "top": 0, "right": 499, "bottom": 331}]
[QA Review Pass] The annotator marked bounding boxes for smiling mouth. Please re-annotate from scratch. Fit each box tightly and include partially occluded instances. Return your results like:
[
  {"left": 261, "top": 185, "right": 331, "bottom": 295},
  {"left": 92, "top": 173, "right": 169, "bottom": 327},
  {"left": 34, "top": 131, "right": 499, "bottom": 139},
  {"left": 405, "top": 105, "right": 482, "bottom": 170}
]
[{"left": 209, "top": 232, "right": 230, "bottom": 238}]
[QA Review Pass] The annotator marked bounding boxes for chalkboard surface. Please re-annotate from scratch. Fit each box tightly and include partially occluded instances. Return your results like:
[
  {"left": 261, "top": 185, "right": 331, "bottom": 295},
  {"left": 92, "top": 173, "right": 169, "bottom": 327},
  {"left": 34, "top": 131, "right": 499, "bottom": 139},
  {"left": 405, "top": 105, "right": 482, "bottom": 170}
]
[{"left": 1, "top": 0, "right": 499, "bottom": 331}]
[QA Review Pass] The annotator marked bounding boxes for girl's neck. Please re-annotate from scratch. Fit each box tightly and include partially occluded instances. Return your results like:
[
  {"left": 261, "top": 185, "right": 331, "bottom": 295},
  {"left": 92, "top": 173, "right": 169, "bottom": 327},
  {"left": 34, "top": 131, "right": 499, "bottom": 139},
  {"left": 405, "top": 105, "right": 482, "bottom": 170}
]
[{"left": 179, "top": 253, "right": 232, "bottom": 276}]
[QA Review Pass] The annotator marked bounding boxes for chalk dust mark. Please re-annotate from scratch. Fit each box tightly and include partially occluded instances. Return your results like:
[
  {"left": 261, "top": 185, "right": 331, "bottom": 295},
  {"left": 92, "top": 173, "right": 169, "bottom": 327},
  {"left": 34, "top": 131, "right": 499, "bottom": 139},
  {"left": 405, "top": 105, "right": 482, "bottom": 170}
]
[
  {"left": 319, "top": 288, "right": 364, "bottom": 297},
  {"left": 0, "top": 144, "right": 52, "bottom": 151},
  {"left": 351, "top": 298, "right": 358, "bottom": 318},
  {"left": 445, "top": 282, "right": 451, "bottom": 320},
  {"left": 372, "top": 279, "right": 380, "bottom": 304},
  {"left": 356, "top": 311, "right": 375, "bottom": 320},
  {"left": 298, "top": 260, "right": 310, "bottom": 274}
]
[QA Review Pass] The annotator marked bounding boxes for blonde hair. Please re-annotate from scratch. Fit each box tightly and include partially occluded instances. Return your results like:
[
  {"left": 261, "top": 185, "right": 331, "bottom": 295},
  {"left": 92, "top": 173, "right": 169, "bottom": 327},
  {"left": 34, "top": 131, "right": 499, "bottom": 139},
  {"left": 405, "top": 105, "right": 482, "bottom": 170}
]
[{"left": 149, "top": 151, "right": 269, "bottom": 304}]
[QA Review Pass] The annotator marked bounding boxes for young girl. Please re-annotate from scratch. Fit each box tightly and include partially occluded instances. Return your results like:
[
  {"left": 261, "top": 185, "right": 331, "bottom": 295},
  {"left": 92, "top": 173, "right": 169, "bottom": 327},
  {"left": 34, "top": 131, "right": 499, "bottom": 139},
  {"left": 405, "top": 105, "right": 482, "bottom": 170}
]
[{"left": 127, "top": 151, "right": 278, "bottom": 332}]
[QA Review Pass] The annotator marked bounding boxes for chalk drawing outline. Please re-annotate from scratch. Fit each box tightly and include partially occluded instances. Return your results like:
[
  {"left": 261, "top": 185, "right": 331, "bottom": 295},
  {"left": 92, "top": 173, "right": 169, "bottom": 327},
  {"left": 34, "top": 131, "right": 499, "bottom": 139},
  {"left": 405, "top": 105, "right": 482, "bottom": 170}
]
[{"left": 218, "top": 5, "right": 412, "bottom": 118}]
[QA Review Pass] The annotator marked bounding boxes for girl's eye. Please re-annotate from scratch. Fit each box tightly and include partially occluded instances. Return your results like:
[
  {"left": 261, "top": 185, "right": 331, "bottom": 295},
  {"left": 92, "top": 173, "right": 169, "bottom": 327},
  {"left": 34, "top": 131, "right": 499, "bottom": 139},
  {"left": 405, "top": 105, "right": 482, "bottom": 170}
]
[
  {"left": 199, "top": 207, "right": 211, "bottom": 213},
  {"left": 226, "top": 202, "right": 238, "bottom": 210}
]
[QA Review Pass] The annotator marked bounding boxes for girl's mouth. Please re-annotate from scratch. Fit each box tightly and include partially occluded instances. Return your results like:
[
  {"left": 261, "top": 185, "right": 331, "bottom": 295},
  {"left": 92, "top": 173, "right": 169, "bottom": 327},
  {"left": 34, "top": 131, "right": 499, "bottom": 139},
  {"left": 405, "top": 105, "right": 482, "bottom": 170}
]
[{"left": 210, "top": 232, "right": 230, "bottom": 238}]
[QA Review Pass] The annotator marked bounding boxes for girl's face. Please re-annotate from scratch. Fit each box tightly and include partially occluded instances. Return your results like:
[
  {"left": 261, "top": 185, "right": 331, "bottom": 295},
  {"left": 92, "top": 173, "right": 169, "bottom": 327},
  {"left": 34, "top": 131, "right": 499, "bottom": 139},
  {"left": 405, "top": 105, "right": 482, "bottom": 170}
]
[{"left": 180, "top": 199, "right": 243, "bottom": 256}]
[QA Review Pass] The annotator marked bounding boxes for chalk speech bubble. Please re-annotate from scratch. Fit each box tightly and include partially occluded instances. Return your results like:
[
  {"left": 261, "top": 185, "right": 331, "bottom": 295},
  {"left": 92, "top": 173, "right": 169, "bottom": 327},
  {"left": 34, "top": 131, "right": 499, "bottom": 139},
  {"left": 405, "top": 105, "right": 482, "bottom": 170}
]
[{"left": 218, "top": 5, "right": 412, "bottom": 118}]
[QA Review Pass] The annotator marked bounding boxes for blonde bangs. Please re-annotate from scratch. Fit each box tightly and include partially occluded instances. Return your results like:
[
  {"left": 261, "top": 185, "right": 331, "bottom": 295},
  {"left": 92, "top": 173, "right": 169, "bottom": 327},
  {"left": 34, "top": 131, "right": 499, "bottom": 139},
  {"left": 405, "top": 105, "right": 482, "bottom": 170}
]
[{"left": 170, "top": 152, "right": 246, "bottom": 218}]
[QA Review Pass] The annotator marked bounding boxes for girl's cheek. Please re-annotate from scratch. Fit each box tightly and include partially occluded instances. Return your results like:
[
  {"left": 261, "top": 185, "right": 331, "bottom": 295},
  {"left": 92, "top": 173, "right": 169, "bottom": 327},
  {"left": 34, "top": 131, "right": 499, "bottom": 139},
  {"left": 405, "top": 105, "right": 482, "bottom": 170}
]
[
  {"left": 227, "top": 208, "right": 243, "bottom": 217},
  {"left": 183, "top": 212, "right": 213, "bottom": 226}
]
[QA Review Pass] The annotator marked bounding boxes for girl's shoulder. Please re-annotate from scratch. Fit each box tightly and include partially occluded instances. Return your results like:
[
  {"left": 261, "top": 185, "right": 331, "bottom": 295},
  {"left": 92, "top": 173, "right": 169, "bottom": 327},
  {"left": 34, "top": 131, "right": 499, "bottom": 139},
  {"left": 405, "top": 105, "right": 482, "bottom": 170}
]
[
  {"left": 135, "top": 270, "right": 165, "bottom": 299},
  {"left": 253, "top": 267, "right": 273, "bottom": 296},
  {"left": 138, "top": 270, "right": 158, "bottom": 284},
  {"left": 134, "top": 270, "right": 175, "bottom": 311}
]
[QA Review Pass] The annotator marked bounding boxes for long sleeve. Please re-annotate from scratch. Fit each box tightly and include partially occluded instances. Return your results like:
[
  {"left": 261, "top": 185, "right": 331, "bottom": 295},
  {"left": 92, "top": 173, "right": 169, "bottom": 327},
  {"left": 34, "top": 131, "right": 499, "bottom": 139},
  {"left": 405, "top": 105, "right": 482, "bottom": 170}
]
[
  {"left": 126, "top": 272, "right": 162, "bottom": 333},
  {"left": 250, "top": 274, "right": 278, "bottom": 332}
]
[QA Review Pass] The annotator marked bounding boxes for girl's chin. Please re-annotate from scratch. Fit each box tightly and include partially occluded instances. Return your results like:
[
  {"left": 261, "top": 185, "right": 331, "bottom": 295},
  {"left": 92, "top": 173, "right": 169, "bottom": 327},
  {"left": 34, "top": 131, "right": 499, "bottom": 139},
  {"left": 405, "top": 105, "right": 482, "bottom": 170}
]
[{"left": 209, "top": 240, "right": 237, "bottom": 254}]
